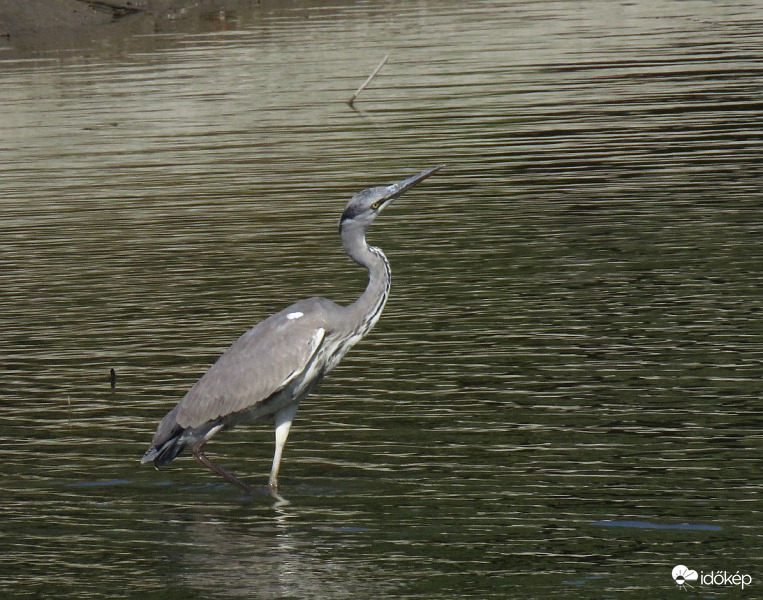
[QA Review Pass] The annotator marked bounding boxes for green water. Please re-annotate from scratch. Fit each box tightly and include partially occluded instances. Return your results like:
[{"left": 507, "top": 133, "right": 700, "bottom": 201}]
[{"left": 1, "top": 1, "right": 761, "bottom": 598}]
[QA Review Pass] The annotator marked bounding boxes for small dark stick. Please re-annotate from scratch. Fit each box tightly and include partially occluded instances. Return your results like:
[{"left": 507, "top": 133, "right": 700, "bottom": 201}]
[
  {"left": 348, "top": 54, "right": 389, "bottom": 107},
  {"left": 110, "top": 368, "right": 116, "bottom": 389}
]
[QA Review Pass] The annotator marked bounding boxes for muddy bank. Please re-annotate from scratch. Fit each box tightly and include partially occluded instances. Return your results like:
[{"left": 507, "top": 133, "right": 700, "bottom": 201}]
[
  {"left": 1, "top": 1, "right": 148, "bottom": 36},
  {"left": 0, "top": 0, "right": 269, "bottom": 52}
]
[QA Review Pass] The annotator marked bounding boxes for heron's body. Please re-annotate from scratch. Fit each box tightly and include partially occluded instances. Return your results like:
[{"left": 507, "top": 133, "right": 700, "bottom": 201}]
[{"left": 141, "top": 166, "right": 441, "bottom": 493}]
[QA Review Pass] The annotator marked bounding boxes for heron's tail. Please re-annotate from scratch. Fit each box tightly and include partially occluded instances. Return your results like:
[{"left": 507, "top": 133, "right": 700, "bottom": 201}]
[
  {"left": 140, "top": 422, "right": 186, "bottom": 467},
  {"left": 141, "top": 436, "right": 186, "bottom": 467}
]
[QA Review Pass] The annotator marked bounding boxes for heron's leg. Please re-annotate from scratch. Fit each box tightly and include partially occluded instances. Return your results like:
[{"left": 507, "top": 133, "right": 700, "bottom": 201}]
[
  {"left": 269, "top": 402, "right": 299, "bottom": 492},
  {"left": 191, "top": 443, "right": 253, "bottom": 495}
]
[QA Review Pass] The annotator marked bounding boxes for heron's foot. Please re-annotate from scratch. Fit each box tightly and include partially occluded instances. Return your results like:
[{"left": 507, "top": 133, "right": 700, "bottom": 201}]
[
  {"left": 192, "top": 448, "right": 254, "bottom": 495},
  {"left": 268, "top": 479, "right": 290, "bottom": 504},
  {"left": 228, "top": 475, "right": 254, "bottom": 496}
]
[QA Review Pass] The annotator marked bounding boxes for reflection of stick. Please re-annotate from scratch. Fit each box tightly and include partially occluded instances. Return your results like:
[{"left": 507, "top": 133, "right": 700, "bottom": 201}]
[{"left": 348, "top": 54, "right": 389, "bottom": 106}]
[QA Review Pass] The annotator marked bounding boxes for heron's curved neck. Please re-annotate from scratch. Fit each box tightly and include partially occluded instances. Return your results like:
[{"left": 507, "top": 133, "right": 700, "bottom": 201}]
[{"left": 341, "top": 225, "right": 390, "bottom": 332}]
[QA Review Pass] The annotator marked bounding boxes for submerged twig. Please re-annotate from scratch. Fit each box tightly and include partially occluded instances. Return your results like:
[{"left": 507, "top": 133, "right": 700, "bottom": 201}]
[{"left": 348, "top": 54, "right": 389, "bottom": 107}]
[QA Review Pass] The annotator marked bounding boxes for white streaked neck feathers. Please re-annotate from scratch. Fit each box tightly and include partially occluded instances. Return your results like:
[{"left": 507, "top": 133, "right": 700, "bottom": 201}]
[{"left": 339, "top": 223, "right": 391, "bottom": 337}]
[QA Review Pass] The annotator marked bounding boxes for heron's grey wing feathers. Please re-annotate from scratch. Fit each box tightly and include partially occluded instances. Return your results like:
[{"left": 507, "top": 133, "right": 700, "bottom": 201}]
[{"left": 174, "top": 301, "right": 328, "bottom": 429}]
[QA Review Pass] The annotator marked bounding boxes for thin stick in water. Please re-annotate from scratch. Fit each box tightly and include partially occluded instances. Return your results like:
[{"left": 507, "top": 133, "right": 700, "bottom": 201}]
[{"left": 348, "top": 54, "right": 389, "bottom": 106}]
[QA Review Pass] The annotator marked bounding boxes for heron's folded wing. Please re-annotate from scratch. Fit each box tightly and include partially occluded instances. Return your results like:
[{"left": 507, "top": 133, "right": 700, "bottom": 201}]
[{"left": 175, "top": 312, "right": 326, "bottom": 429}]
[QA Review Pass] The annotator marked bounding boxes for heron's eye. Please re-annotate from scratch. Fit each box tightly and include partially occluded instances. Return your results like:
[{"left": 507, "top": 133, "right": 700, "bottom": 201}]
[{"left": 371, "top": 201, "right": 381, "bottom": 210}]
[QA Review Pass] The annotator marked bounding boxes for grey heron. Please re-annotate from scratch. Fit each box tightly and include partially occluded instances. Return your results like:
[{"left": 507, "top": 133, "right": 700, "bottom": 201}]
[{"left": 141, "top": 165, "right": 443, "bottom": 494}]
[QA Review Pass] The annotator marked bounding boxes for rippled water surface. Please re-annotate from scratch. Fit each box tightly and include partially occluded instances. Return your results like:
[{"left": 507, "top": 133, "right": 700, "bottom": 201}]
[{"left": 1, "top": 1, "right": 761, "bottom": 598}]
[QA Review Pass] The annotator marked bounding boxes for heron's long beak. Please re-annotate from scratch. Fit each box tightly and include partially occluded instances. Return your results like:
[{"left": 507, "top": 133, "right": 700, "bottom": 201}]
[{"left": 385, "top": 165, "right": 444, "bottom": 200}]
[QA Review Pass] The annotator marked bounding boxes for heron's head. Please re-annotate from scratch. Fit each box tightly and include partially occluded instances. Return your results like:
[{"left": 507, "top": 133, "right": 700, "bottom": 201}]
[{"left": 339, "top": 165, "right": 443, "bottom": 233}]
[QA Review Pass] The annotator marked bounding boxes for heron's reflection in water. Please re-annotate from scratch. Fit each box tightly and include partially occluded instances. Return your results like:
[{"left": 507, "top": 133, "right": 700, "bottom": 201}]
[{"left": 175, "top": 492, "right": 388, "bottom": 599}]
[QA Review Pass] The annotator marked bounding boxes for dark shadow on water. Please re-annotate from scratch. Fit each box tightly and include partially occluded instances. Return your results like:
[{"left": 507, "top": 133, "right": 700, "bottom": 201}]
[
  {"left": 68, "top": 478, "right": 132, "bottom": 487},
  {"left": 592, "top": 519, "right": 723, "bottom": 532}
]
